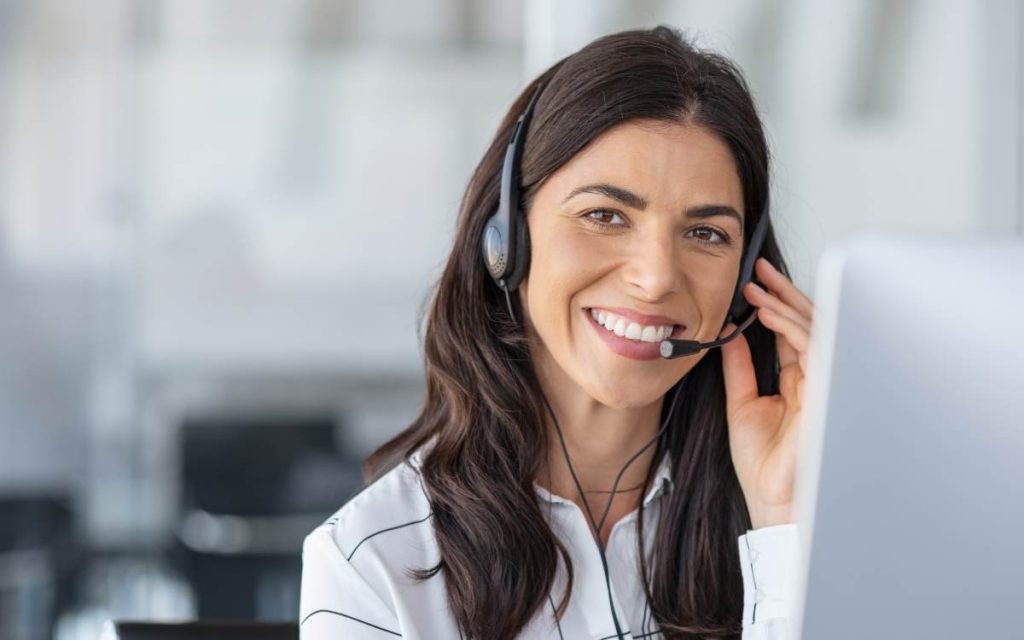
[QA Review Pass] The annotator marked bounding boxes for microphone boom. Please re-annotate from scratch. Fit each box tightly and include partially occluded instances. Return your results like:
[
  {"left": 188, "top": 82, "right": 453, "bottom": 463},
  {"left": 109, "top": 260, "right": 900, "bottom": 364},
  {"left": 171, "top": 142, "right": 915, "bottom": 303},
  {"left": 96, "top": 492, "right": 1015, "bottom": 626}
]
[{"left": 659, "top": 309, "right": 760, "bottom": 359}]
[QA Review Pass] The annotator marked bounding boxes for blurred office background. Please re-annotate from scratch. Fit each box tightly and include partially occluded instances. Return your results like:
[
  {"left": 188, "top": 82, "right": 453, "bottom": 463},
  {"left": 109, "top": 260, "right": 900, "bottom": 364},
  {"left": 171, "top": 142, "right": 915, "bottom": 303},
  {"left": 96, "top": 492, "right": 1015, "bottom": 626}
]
[{"left": 0, "top": 1, "right": 1021, "bottom": 639}]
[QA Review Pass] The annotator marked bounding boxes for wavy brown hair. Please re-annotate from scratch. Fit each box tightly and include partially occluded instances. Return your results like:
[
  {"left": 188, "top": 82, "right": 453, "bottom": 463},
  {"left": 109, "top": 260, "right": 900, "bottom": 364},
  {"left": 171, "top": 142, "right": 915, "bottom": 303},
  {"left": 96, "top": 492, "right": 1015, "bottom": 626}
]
[{"left": 364, "top": 25, "right": 789, "bottom": 639}]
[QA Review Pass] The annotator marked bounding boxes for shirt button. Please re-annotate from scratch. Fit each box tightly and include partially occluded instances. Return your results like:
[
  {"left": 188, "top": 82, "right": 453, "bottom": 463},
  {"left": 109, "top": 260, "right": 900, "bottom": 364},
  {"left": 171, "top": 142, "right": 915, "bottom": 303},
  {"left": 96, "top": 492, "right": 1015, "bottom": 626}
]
[
  {"left": 749, "top": 548, "right": 760, "bottom": 562},
  {"left": 755, "top": 588, "right": 767, "bottom": 603}
]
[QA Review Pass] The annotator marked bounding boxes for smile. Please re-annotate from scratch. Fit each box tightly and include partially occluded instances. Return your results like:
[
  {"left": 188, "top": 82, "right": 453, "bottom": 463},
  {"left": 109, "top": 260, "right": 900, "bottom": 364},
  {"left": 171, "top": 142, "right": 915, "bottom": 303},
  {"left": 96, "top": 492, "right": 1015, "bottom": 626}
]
[
  {"left": 582, "top": 307, "right": 686, "bottom": 362},
  {"left": 588, "top": 308, "right": 675, "bottom": 343}
]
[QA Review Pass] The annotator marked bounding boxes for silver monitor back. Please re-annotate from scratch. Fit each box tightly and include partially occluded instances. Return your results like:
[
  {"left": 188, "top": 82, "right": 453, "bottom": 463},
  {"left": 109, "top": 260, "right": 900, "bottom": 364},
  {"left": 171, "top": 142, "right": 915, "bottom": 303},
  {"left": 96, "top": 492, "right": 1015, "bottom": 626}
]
[{"left": 793, "top": 234, "right": 1024, "bottom": 639}]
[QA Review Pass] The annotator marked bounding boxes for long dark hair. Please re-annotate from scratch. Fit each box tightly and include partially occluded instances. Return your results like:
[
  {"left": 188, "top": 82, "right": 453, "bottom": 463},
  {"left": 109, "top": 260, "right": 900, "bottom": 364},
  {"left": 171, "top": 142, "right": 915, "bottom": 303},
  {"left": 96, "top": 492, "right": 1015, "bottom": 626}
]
[{"left": 365, "top": 25, "right": 789, "bottom": 639}]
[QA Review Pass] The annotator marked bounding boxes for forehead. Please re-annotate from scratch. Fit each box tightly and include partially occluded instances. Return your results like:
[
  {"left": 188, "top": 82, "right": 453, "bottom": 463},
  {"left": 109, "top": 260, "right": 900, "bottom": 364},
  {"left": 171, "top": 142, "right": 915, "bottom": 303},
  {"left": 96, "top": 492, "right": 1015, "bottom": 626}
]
[{"left": 541, "top": 119, "right": 744, "bottom": 211}]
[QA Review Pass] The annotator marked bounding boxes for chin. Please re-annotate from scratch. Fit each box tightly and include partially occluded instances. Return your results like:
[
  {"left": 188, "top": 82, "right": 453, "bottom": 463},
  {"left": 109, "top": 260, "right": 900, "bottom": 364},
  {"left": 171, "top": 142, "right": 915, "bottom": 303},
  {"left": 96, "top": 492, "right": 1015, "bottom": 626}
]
[{"left": 589, "top": 383, "right": 668, "bottom": 410}]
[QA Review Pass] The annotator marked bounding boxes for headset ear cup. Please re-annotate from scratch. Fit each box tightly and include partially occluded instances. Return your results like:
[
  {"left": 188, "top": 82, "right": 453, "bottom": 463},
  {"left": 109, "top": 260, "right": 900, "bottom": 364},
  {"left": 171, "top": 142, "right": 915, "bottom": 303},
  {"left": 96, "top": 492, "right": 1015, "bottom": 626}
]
[
  {"left": 480, "top": 213, "right": 506, "bottom": 284},
  {"left": 729, "top": 206, "right": 771, "bottom": 322},
  {"left": 505, "top": 210, "right": 531, "bottom": 292}
]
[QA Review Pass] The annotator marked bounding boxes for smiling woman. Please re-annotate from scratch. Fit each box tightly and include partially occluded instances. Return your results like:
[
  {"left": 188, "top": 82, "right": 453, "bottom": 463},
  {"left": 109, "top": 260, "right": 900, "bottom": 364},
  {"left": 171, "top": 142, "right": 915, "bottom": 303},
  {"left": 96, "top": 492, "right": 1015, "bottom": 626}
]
[{"left": 300, "top": 24, "right": 811, "bottom": 640}]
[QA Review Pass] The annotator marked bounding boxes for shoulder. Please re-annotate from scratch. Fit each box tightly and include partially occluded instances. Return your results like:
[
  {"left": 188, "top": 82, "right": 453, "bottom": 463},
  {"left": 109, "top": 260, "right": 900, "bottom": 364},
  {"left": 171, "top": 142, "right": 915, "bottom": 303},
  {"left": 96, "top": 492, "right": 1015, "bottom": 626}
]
[
  {"left": 300, "top": 447, "right": 438, "bottom": 629},
  {"left": 300, "top": 444, "right": 467, "bottom": 636},
  {"left": 302, "top": 446, "right": 437, "bottom": 575},
  {"left": 300, "top": 454, "right": 434, "bottom": 635}
]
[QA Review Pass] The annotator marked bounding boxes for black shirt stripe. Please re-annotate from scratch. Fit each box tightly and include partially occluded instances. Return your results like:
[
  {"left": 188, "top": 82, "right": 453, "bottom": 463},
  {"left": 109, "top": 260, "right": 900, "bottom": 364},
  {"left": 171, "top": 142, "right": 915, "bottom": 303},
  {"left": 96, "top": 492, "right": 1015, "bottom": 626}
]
[
  {"left": 548, "top": 592, "right": 565, "bottom": 640},
  {"left": 344, "top": 512, "right": 434, "bottom": 561},
  {"left": 300, "top": 609, "right": 401, "bottom": 636}
]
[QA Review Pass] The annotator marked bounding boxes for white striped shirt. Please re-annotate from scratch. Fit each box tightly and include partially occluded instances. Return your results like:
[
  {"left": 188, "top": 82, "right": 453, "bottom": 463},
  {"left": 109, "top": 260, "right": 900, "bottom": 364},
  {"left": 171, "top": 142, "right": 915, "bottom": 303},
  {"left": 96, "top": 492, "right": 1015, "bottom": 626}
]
[{"left": 300, "top": 443, "right": 799, "bottom": 639}]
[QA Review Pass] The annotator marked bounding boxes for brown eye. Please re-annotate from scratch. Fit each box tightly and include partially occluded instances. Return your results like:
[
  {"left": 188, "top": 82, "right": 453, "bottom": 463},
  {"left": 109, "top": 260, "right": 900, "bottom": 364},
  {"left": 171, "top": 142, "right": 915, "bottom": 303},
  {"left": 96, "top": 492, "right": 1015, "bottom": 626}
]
[
  {"left": 687, "top": 225, "right": 730, "bottom": 246},
  {"left": 583, "top": 209, "right": 626, "bottom": 227}
]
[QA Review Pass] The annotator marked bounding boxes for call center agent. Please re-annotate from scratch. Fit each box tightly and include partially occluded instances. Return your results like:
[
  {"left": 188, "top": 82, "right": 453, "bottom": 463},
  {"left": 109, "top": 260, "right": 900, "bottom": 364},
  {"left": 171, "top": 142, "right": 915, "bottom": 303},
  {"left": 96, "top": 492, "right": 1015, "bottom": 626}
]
[{"left": 300, "top": 25, "right": 814, "bottom": 640}]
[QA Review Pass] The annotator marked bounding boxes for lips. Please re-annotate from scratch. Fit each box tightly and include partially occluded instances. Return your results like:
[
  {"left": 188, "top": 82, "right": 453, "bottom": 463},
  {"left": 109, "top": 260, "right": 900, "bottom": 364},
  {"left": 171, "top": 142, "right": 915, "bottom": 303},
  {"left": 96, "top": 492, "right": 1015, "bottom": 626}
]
[
  {"left": 586, "top": 305, "right": 684, "bottom": 328},
  {"left": 582, "top": 307, "right": 685, "bottom": 361}
]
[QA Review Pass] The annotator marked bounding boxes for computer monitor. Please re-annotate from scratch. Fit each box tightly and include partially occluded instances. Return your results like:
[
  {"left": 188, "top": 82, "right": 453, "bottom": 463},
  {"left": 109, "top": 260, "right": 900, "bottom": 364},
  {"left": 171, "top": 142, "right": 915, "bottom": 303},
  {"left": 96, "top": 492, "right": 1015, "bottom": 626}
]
[{"left": 792, "top": 234, "right": 1024, "bottom": 639}]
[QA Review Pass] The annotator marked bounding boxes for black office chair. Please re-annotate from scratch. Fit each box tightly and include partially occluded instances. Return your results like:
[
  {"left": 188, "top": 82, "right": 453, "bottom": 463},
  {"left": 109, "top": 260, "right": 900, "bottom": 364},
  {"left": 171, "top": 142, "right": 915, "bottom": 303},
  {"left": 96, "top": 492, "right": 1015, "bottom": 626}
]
[{"left": 108, "top": 621, "right": 298, "bottom": 640}]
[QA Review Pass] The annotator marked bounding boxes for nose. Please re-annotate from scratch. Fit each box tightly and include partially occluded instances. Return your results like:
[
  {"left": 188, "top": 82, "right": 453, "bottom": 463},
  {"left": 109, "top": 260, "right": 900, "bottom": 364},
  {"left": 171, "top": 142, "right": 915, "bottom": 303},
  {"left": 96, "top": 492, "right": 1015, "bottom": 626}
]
[{"left": 622, "top": 229, "right": 682, "bottom": 302}]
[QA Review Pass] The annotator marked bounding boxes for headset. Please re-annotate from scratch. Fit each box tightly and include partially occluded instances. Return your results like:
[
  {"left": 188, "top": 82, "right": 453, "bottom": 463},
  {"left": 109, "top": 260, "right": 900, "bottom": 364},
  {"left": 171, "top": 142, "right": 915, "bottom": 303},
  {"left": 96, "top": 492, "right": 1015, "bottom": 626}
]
[{"left": 479, "top": 80, "right": 771, "bottom": 637}]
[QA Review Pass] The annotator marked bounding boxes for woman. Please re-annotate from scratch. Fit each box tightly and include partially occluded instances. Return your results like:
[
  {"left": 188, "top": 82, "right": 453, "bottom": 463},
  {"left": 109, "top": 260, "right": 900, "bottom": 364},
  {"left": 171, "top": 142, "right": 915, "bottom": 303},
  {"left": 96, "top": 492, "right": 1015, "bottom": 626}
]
[{"left": 301, "top": 25, "right": 813, "bottom": 640}]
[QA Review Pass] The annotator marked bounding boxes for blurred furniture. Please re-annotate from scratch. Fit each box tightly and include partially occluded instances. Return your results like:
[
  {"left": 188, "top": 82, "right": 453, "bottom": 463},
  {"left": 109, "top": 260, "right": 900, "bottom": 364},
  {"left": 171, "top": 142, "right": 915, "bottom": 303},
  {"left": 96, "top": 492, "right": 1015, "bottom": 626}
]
[
  {"left": 106, "top": 621, "right": 297, "bottom": 640},
  {"left": 175, "top": 414, "right": 361, "bottom": 620},
  {"left": 0, "top": 495, "right": 77, "bottom": 640}
]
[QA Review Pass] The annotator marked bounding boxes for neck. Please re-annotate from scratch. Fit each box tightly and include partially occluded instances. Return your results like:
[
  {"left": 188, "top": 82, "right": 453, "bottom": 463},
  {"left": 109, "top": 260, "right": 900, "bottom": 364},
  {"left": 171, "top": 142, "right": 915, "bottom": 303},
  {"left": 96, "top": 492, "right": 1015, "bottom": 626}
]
[{"left": 531, "top": 351, "right": 665, "bottom": 545}]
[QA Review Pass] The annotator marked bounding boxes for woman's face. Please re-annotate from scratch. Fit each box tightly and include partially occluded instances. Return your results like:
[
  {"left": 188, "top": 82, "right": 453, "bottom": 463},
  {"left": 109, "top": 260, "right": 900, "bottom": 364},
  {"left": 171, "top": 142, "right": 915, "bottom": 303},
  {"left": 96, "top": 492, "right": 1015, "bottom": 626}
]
[{"left": 519, "top": 119, "right": 746, "bottom": 409}]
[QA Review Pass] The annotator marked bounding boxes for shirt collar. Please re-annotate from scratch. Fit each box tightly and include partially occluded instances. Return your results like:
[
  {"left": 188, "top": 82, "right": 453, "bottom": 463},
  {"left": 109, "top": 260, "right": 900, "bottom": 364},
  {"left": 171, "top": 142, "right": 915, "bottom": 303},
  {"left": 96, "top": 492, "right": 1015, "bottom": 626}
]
[{"left": 533, "top": 449, "right": 674, "bottom": 508}]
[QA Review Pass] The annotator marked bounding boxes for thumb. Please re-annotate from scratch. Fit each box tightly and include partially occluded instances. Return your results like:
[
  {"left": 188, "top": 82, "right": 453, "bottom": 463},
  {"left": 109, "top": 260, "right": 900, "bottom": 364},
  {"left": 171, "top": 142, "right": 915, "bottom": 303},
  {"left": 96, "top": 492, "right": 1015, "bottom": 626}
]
[{"left": 719, "top": 322, "right": 759, "bottom": 416}]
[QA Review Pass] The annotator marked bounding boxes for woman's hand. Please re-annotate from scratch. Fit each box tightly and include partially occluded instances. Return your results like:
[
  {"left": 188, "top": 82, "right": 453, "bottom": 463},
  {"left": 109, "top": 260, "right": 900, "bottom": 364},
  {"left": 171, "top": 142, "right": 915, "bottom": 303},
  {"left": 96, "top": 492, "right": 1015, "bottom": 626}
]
[{"left": 719, "top": 257, "right": 815, "bottom": 529}]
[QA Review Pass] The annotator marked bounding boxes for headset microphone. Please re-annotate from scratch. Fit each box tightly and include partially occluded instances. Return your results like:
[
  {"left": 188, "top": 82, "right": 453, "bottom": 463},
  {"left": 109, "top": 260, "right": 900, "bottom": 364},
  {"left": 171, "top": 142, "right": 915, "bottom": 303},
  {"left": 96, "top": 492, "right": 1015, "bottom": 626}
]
[{"left": 658, "top": 303, "right": 760, "bottom": 358}]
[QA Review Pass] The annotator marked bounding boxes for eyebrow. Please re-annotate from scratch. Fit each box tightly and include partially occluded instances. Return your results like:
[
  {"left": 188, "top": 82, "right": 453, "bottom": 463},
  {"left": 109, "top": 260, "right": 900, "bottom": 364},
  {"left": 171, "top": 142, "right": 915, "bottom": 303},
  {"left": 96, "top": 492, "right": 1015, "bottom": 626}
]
[{"left": 561, "top": 182, "right": 744, "bottom": 227}]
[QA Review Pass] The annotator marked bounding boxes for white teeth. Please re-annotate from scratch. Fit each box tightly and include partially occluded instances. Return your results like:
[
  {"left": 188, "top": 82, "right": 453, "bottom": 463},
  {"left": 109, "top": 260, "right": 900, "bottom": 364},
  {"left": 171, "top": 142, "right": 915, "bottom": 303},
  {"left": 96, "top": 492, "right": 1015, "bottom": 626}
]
[
  {"left": 613, "top": 318, "right": 627, "bottom": 336},
  {"left": 588, "top": 308, "right": 675, "bottom": 343}
]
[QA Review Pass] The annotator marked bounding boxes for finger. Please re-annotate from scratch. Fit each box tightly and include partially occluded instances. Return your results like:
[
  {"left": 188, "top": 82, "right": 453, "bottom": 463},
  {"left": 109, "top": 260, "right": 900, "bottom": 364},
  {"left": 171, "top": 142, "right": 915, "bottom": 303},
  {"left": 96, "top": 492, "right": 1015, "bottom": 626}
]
[
  {"left": 775, "top": 333, "right": 808, "bottom": 410},
  {"left": 718, "top": 322, "right": 759, "bottom": 415},
  {"left": 756, "top": 258, "right": 814, "bottom": 320},
  {"left": 774, "top": 328, "right": 799, "bottom": 370},
  {"left": 744, "top": 282, "right": 810, "bottom": 334},
  {"left": 757, "top": 307, "right": 810, "bottom": 356},
  {"left": 779, "top": 361, "right": 804, "bottom": 409}
]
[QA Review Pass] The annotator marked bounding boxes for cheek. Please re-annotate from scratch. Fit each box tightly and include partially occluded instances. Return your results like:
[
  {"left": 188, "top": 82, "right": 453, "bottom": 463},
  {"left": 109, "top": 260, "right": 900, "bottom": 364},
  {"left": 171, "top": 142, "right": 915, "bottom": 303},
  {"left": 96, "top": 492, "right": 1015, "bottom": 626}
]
[
  {"left": 540, "top": 229, "right": 607, "bottom": 277},
  {"left": 685, "top": 256, "right": 742, "bottom": 331},
  {"left": 523, "top": 228, "right": 609, "bottom": 343},
  {"left": 530, "top": 224, "right": 606, "bottom": 295}
]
